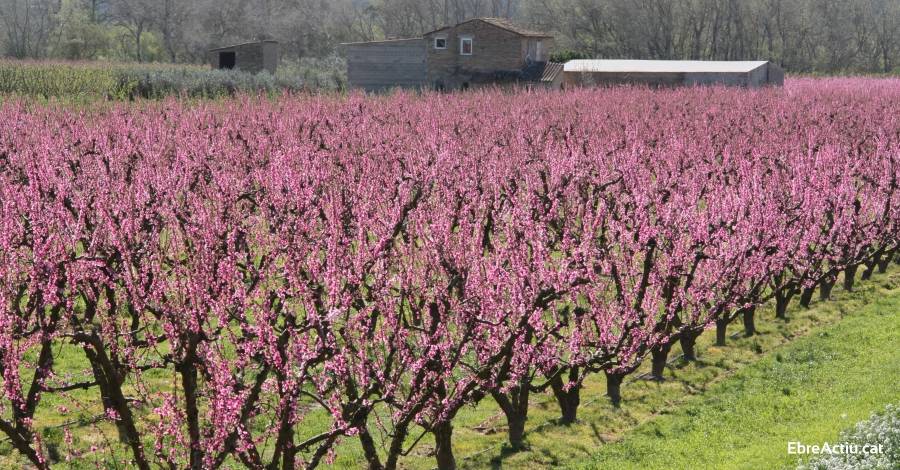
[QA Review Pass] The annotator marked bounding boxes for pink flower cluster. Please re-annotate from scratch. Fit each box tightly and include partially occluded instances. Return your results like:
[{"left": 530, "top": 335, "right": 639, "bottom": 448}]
[{"left": 0, "top": 78, "right": 898, "bottom": 469}]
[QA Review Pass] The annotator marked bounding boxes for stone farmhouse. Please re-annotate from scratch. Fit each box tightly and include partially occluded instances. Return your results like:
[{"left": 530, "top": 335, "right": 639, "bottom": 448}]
[
  {"left": 343, "top": 18, "right": 784, "bottom": 92},
  {"left": 343, "top": 18, "right": 562, "bottom": 92}
]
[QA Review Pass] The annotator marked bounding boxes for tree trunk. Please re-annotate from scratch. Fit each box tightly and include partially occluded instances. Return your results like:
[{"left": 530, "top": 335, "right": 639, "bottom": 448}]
[
  {"left": 506, "top": 412, "right": 526, "bottom": 450},
  {"left": 605, "top": 371, "right": 625, "bottom": 407},
  {"left": 679, "top": 330, "right": 701, "bottom": 361},
  {"left": 650, "top": 342, "right": 672, "bottom": 381},
  {"left": 84, "top": 346, "right": 151, "bottom": 470},
  {"left": 742, "top": 305, "right": 757, "bottom": 337},
  {"left": 491, "top": 380, "right": 530, "bottom": 449},
  {"left": 878, "top": 247, "right": 895, "bottom": 273},
  {"left": 383, "top": 421, "right": 411, "bottom": 470},
  {"left": 774, "top": 286, "right": 795, "bottom": 320},
  {"left": 715, "top": 318, "right": 728, "bottom": 346},
  {"left": 843, "top": 264, "right": 858, "bottom": 292},
  {"left": 799, "top": 285, "right": 815, "bottom": 308},
  {"left": 135, "top": 27, "right": 144, "bottom": 63},
  {"left": 862, "top": 252, "right": 880, "bottom": 280},
  {"left": 0, "top": 422, "right": 48, "bottom": 470},
  {"left": 433, "top": 421, "right": 456, "bottom": 470},
  {"left": 179, "top": 360, "right": 202, "bottom": 470},
  {"left": 358, "top": 427, "right": 383, "bottom": 469},
  {"left": 549, "top": 369, "right": 580, "bottom": 424},
  {"left": 819, "top": 274, "right": 836, "bottom": 300}
]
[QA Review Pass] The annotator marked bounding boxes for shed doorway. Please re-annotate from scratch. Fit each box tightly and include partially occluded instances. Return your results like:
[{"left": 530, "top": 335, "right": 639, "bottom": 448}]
[{"left": 219, "top": 51, "right": 236, "bottom": 70}]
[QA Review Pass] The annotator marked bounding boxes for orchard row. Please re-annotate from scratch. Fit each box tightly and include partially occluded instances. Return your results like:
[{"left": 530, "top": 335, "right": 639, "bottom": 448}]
[{"left": 0, "top": 79, "right": 898, "bottom": 469}]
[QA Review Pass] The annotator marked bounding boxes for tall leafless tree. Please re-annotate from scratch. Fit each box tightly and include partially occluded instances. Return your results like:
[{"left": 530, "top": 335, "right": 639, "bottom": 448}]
[{"left": 1, "top": 0, "right": 899, "bottom": 73}]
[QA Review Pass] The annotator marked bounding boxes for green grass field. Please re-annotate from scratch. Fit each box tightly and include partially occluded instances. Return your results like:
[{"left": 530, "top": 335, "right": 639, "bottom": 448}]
[
  {"left": 431, "top": 268, "right": 900, "bottom": 470},
  {"left": 581, "top": 272, "right": 900, "bottom": 470},
  {"left": 285, "top": 266, "right": 900, "bottom": 469}
]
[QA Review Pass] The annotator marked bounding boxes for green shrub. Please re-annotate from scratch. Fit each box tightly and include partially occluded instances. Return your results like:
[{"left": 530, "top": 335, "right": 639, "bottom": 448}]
[
  {"left": 549, "top": 50, "right": 592, "bottom": 63},
  {"left": 123, "top": 68, "right": 305, "bottom": 99},
  {"left": 278, "top": 55, "right": 347, "bottom": 91},
  {"left": 0, "top": 60, "right": 310, "bottom": 100},
  {"left": 0, "top": 61, "right": 120, "bottom": 98}
]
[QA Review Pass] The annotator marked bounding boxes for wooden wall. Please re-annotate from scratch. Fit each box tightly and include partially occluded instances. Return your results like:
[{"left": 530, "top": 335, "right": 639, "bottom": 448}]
[{"left": 766, "top": 63, "right": 785, "bottom": 86}]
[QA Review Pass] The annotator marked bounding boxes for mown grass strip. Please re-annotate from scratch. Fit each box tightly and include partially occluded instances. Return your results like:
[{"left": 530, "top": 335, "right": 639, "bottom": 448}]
[
  {"left": 579, "top": 272, "right": 900, "bottom": 470},
  {"left": 432, "top": 268, "right": 900, "bottom": 470},
  {"left": 1, "top": 269, "right": 896, "bottom": 469}
]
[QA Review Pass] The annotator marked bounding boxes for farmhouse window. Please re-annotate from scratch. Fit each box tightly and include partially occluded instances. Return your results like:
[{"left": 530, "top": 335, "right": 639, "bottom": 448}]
[
  {"left": 434, "top": 36, "right": 447, "bottom": 49},
  {"left": 536, "top": 40, "right": 543, "bottom": 60},
  {"left": 460, "top": 36, "right": 473, "bottom": 55}
]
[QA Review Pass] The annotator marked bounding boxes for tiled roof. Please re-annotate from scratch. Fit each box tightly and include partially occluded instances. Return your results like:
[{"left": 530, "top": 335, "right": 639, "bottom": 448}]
[
  {"left": 476, "top": 18, "right": 554, "bottom": 38},
  {"left": 424, "top": 18, "right": 553, "bottom": 38},
  {"left": 340, "top": 38, "right": 424, "bottom": 46}
]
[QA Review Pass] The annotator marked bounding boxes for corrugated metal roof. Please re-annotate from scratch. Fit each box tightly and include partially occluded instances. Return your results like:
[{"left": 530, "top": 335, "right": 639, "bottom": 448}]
[
  {"left": 563, "top": 60, "right": 769, "bottom": 73},
  {"left": 209, "top": 40, "right": 278, "bottom": 52}
]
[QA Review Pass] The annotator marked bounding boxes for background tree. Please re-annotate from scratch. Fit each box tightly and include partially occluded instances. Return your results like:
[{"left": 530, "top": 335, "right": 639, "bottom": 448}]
[
  {"left": 0, "top": 0, "right": 63, "bottom": 58},
  {"left": 107, "top": 0, "right": 155, "bottom": 61},
  {"left": 3, "top": 0, "right": 900, "bottom": 74}
]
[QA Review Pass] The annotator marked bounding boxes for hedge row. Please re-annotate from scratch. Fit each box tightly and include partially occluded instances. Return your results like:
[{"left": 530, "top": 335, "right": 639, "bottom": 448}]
[{"left": 0, "top": 60, "right": 307, "bottom": 100}]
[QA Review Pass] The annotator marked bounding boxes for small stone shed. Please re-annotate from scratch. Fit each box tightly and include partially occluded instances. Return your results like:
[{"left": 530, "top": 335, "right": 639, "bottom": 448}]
[
  {"left": 563, "top": 60, "right": 784, "bottom": 88},
  {"left": 209, "top": 40, "right": 279, "bottom": 75}
]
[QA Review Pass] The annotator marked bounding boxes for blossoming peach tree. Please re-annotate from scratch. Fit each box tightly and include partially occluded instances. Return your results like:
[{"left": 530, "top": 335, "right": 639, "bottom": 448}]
[{"left": 0, "top": 79, "right": 898, "bottom": 469}]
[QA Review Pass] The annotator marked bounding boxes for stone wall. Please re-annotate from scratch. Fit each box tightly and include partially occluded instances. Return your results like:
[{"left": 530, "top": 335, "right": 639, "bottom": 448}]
[
  {"left": 345, "top": 39, "right": 427, "bottom": 92},
  {"left": 425, "top": 21, "right": 551, "bottom": 90}
]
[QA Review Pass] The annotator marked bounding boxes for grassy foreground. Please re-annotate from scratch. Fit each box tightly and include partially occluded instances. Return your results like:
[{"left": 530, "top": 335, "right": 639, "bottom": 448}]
[
  {"left": 580, "top": 272, "right": 900, "bottom": 470},
  {"left": 1, "top": 268, "right": 897, "bottom": 468},
  {"left": 431, "top": 267, "right": 900, "bottom": 470}
]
